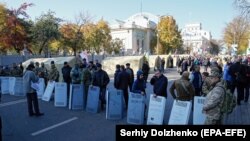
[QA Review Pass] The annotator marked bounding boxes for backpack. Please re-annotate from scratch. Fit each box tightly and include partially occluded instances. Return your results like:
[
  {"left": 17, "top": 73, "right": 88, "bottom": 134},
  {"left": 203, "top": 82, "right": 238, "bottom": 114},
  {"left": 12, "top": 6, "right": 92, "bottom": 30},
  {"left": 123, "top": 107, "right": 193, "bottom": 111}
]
[{"left": 218, "top": 85, "right": 236, "bottom": 115}]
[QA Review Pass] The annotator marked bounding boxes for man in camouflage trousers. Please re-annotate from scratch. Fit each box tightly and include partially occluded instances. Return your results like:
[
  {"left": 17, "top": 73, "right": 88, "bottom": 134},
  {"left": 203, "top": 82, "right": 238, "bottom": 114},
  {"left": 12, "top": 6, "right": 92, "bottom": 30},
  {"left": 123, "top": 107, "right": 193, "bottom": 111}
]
[
  {"left": 202, "top": 67, "right": 225, "bottom": 125},
  {"left": 201, "top": 74, "right": 212, "bottom": 96},
  {"left": 40, "top": 63, "right": 48, "bottom": 82},
  {"left": 48, "top": 61, "right": 59, "bottom": 82}
]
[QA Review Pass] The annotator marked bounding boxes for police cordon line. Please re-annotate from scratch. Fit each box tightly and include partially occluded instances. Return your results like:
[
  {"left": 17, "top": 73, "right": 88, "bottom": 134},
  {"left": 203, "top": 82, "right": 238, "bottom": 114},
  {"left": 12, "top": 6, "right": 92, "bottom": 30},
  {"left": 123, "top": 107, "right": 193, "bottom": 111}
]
[{"left": 119, "top": 128, "right": 247, "bottom": 138}]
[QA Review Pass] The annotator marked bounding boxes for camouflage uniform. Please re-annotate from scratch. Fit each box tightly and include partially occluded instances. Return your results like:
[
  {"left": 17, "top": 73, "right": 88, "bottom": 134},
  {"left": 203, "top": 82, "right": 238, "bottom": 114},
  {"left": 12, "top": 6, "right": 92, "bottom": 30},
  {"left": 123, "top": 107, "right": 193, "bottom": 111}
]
[
  {"left": 3, "top": 66, "right": 10, "bottom": 76},
  {"left": 203, "top": 68, "right": 225, "bottom": 125},
  {"left": 39, "top": 64, "right": 48, "bottom": 85},
  {"left": 34, "top": 62, "right": 40, "bottom": 76},
  {"left": 81, "top": 68, "right": 92, "bottom": 86},
  {"left": 10, "top": 67, "right": 22, "bottom": 77},
  {"left": 70, "top": 65, "right": 81, "bottom": 84},
  {"left": 48, "top": 64, "right": 59, "bottom": 82},
  {"left": 39, "top": 65, "right": 48, "bottom": 79},
  {"left": 201, "top": 77, "right": 212, "bottom": 96},
  {"left": 81, "top": 67, "right": 92, "bottom": 104}
]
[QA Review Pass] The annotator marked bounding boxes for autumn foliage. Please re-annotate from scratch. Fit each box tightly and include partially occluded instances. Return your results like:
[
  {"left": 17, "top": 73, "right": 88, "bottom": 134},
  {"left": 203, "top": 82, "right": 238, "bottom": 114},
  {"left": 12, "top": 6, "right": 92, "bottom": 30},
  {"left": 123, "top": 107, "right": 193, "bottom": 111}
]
[{"left": 0, "top": 3, "right": 33, "bottom": 53}]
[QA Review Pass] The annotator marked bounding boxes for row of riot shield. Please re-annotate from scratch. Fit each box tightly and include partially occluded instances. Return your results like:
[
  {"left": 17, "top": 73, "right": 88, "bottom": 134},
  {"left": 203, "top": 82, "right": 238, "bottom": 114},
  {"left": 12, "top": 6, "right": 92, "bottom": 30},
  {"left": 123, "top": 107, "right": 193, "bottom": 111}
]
[
  {"left": 106, "top": 90, "right": 206, "bottom": 125},
  {"left": 0, "top": 76, "right": 206, "bottom": 125}
]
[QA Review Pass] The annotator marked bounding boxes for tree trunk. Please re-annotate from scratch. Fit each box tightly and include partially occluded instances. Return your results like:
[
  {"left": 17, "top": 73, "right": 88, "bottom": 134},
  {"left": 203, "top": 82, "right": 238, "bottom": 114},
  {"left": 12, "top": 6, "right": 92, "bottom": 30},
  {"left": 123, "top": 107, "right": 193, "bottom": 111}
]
[{"left": 39, "top": 40, "right": 47, "bottom": 55}]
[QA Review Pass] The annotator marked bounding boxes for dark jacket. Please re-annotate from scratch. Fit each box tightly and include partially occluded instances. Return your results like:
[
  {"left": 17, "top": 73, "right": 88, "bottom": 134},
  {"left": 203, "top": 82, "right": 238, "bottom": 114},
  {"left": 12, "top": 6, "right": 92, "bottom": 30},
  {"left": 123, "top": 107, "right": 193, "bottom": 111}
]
[
  {"left": 142, "top": 63, "right": 150, "bottom": 75},
  {"left": 132, "top": 71, "right": 146, "bottom": 94},
  {"left": 150, "top": 74, "right": 168, "bottom": 97},
  {"left": 62, "top": 65, "right": 72, "bottom": 83},
  {"left": 176, "top": 58, "right": 182, "bottom": 67},
  {"left": 126, "top": 68, "right": 134, "bottom": 84},
  {"left": 117, "top": 70, "right": 130, "bottom": 90},
  {"left": 229, "top": 62, "right": 245, "bottom": 84},
  {"left": 167, "top": 56, "right": 173, "bottom": 68},
  {"left": 114, "top": 69, "right": 121, "bottom": 89},
  {"left": 181, "top": 61, "right": 188, "bottom": 72},
  {"left": 190, "top": 71, "right": 202, "bottom": 89},
  {"left": 92, "top": 69, "right": 110, "bottom": 88}
]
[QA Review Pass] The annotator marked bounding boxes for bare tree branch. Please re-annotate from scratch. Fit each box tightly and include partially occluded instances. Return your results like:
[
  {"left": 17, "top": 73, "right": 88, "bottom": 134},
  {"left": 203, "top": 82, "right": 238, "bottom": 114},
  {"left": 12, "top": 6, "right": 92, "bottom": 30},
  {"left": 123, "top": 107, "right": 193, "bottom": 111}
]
[{"left": 234, "top": 0, "right": 250, "bottom": 17}]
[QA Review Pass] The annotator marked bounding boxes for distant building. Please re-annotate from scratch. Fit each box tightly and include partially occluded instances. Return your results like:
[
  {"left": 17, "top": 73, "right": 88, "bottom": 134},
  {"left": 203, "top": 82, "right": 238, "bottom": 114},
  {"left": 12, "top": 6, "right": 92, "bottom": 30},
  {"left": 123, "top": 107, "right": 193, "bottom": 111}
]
[
  {"left": 181, "top": 23, "right": 212, "bottom": 54},
  {"left": 110, "top": 12, "right": 158, "bottom": 55}
]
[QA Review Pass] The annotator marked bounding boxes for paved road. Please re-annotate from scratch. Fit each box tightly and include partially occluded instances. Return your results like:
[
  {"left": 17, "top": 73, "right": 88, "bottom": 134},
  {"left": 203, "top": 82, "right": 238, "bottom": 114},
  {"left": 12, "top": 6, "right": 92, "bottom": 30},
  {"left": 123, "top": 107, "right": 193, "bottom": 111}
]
[
  {"left": 0, "top": 68, "right": 180, "bottom": 141},
  {"left": 1, "top": 67, "right": 249, "bottom": 141}
]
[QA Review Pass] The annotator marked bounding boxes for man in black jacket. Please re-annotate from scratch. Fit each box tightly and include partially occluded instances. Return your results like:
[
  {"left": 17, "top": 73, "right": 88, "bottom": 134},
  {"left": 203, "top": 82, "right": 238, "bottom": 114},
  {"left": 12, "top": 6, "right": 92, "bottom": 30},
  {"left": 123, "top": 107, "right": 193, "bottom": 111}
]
[
  {"left": 125, "top": 63, "right": 134, "bottom": 92},
  {"left": 117, "top": 65, "right": 130, "bottom": 109},
  {"left": 150, "top": 69, "right": 168, "bottom": 98},
  {"left": 61, "top": 62, "right": 72, "bottom": 98},
  {"left": 114, "top": 64, "right": 121, "bottom": 89},
  {"left": 229, "top": 58, "right": 246, "bottom": 105},
  {"left": 92, "top": 63, "right": 110, "bottom": 110},
  {"left": 142, "top": 61, "right": 150, "bottom": 82}
]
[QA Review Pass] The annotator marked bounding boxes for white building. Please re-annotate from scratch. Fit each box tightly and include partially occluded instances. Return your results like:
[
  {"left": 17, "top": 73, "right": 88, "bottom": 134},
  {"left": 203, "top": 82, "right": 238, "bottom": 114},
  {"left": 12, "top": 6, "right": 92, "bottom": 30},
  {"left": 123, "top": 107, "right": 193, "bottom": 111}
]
[
  {"left": 110, "top": 12, "right": 158, "bottom": 55},
  {"left": 181, "top": 23, "right": 212, "bottom": 54}
]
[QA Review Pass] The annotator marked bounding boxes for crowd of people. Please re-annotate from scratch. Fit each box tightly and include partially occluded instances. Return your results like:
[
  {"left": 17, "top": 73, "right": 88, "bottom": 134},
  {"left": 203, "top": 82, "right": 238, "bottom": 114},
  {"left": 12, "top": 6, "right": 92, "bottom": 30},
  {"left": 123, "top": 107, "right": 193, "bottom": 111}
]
[
  {"left": 171, "top": 55, "right": 249, "bottom": 125},
  {"left": 0, "top": 54, "right": 250, "bottom": 125}
]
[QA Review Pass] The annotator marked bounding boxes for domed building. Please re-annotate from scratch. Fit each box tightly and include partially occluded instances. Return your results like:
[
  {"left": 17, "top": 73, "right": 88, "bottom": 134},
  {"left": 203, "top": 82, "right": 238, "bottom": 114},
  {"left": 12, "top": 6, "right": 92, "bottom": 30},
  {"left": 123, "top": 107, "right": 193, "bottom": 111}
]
[{"left": 110, "top": 12, "right": 158, "bottom": 55}]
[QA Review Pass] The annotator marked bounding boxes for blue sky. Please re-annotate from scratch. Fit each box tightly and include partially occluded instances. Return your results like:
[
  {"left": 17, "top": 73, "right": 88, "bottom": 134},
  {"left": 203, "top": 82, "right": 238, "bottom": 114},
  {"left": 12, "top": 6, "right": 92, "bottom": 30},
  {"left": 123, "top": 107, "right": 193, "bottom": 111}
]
[{"left": 2, "top": 0, "right": 239, "bottom": 39}]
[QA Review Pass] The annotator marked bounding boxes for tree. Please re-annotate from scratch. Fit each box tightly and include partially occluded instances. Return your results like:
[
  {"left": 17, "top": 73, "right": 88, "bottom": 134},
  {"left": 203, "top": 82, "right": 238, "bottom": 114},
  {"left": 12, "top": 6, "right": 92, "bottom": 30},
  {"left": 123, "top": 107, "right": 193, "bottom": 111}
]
[
  {"left": 234, "top": 0, "right": 250, "bottom": 17},
  {"left": 20, "top": 19, "right": 34, "bottom": 53},
  {"left": 150, "top": 30, "right": 157, "bottom": 54},
  {"left": 0, "top": 3, "right": 33, "bottom": 54},
  {"left": 157, "top": 16, "right": 183, "bottom": 54},
  {"left": 60, "top": 11, "right": 92, "bottom": 56},
  {"left": 31, "top": 10, "right": 61, "bottom": 56},
  {"left": 84, "top": 23, "right": 105, "bottom": 54},
  {"left": 60, "top": 23, "right": 81, "bottom": 55},
  {"left": 49, "top": 39, "right": 61, "bottom": 55},
  {"left": 106, "top": 38, "right": 123, "bottom": 54},
  {"left": 71, "top": 11, "right": 92, "bottom": 56},
  {"left": 0, "top": 3, "right": 8, "bottom": 53},
  {"left": 223, "top": 15, "right": 250, "bottom": 54},
  {"left": 96, "top": 19, "right": 111, "bottom": 55}
]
